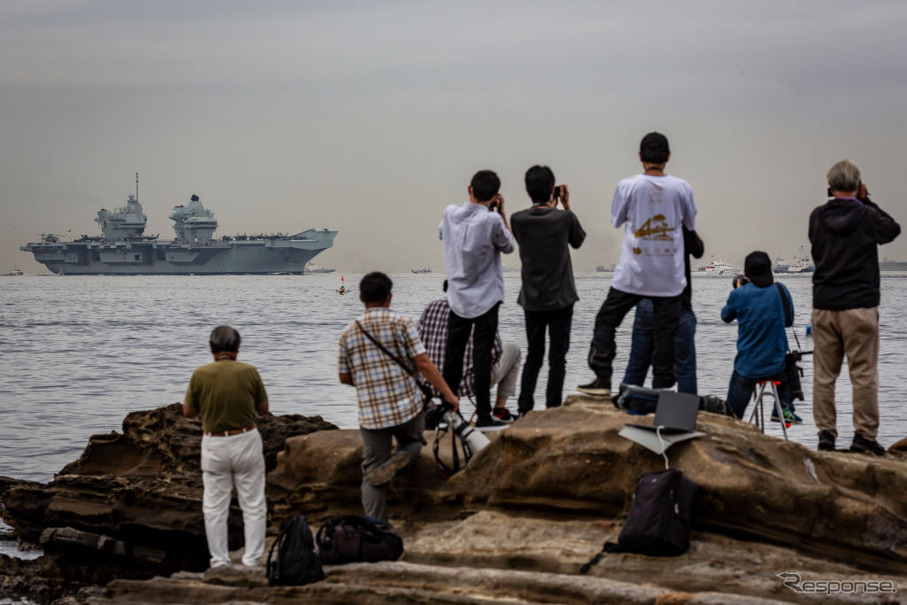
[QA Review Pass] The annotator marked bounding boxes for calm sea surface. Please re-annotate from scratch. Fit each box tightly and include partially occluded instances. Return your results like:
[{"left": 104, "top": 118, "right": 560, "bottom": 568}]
[{"left": 2, "top": 272, "right": 907, "bottom": 485}]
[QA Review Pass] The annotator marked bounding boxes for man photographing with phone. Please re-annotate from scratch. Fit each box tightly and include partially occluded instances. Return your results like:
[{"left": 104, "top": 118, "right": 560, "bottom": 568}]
[
  {"left": 511, "top": 165, "right": 586, "bottom": 415},
  {"left": 439, "top": 170, "right": 515, "bottom": 428}
]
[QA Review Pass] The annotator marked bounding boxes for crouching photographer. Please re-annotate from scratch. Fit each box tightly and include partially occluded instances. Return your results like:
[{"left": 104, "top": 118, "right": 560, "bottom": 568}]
[{"left": 721, "top": 252, "right": 800, "bottom": 423}]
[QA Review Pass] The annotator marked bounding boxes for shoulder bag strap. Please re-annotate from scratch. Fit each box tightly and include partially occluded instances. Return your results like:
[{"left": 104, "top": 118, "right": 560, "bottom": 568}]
[
  {"left": 355, "top": 319, "right": 414, "bottom": 377},
  {"left": 775, "top": 284, "right": 792, "bottom": 326}
]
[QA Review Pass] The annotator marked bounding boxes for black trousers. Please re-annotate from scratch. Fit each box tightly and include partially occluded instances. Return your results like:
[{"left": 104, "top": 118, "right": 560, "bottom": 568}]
[
  {"left": 588, "top": 287, "right": 681, "bottom": 388},
  {"left": 443, "top": 303, "right": 499, "bottom": 420},
  {"left": 518, "top": 305, "right": 574, "bottom": 413}
]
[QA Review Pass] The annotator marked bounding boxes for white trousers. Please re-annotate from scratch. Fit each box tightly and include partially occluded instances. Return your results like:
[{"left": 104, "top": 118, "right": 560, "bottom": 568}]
[
  {"left": 492, "top": 342, "right": 522, "bottom": 401},
  {"left": 201, "top": 428, "right": 267, "bottom": 567}
]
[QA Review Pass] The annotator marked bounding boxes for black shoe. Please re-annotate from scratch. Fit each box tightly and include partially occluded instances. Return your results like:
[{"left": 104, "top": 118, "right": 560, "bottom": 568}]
[
  {"left": 492, "top": 408, "right": 516, "bottom": 423},
  {"left": 475, "top": 416, "right": 510, "bottom": 430},
  {"left": 578, "top": 377, "right": 611, "bottom": 397},
  {"left": 817, "top": 430, "right": 835, "bottom": 451},
  {"left": 367, "top": 450, "right": 411, "bottom": 486},
  {"left": 850, "top": 433, "right": 885, "bottom": 456}
]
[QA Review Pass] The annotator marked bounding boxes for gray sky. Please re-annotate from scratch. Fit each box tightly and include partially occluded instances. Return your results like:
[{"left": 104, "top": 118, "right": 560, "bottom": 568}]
[{"left": 3, "top": 0, "right": 906, "bottom": 274}]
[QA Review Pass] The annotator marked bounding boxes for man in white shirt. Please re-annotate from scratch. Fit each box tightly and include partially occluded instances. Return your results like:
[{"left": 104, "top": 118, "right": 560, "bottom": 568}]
[
  {"left": 579, "top": 133, "right": 697, "bottom": 398},
  {"left": 439, "top": 170, "right": 515, "bottom": 427}
]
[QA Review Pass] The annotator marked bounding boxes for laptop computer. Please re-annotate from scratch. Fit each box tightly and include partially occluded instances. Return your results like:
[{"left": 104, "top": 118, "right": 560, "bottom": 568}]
[{"left": 625, "top": 391, "right": 700, "bottom": 434}]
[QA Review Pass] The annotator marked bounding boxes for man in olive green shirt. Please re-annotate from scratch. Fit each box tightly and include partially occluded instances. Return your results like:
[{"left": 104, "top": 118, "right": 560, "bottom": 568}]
[{"left": 183, "top": 325, "right": 269, "bottom": 568}]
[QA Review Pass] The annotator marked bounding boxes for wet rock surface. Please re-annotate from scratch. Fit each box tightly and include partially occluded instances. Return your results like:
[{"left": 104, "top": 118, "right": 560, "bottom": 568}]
[{"left": 1, "top": 397, "right": 905, "bottom": 604}]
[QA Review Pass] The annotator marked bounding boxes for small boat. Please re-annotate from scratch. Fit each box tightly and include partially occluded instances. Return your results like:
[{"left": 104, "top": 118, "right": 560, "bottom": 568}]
[
  {"left": 788, "top": 247, "right": 815, "bottom": 273},
  {"left": 697, "top": 259, "right": 737, "bottom": 275},
  {"left": 411, "top": 268, "right": 432, "bottom": 274},
  {"left": 2, "top": 266, "right": 24, "bottom": 276}
]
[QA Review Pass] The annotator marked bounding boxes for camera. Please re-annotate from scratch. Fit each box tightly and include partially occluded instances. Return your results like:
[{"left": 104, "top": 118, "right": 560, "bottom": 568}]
[
  {"left": 732, "top": 274, "right": 749, "bottom": 289},
  {"left": 553, "top": 185, "right": 563, "bottom": 200}
]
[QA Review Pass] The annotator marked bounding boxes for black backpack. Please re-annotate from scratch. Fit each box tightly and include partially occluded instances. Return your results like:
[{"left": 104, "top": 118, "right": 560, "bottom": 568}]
[
  {"left": 316, "top": 515, "right": 404, "bottom": 565},
  {"left": 267, "top": 515, "right": 325, "bottom": 586},
  {"left": 580, "top": 469, "right": 698, "bottom": 572}
]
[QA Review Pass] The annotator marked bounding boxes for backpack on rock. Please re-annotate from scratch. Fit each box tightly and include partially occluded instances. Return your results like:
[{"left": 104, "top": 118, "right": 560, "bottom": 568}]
[
  {"left": 580, "top": 469, "right": 698, "bottom": 573},
  {"left": 266, "top": 514, "right": 324, "bottom": 586}
]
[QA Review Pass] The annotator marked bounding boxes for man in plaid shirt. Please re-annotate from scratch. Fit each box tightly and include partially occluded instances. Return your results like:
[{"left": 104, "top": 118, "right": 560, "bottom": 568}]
[
  {"left": 418, "top": 281, "right": 521, "bottom": 423},
  {"left": 339, "top": 272, "right": 458, "bottom": 522}
]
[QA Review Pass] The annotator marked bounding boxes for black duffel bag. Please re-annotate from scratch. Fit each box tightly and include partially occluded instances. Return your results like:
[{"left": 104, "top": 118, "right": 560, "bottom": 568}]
[{"left": 316, "top": 515, "right": 404, "bottom": 565}]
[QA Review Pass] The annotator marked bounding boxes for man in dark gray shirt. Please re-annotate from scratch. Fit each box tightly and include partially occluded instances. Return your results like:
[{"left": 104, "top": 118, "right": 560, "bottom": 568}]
[{"left": 511, "top": 165, "right": 586, "bottom": 415}]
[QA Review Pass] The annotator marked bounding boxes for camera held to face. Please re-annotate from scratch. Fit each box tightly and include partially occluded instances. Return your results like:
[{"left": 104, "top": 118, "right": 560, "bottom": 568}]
[{"left": 732, "top": 274, "right": 749, "bottom": 289}]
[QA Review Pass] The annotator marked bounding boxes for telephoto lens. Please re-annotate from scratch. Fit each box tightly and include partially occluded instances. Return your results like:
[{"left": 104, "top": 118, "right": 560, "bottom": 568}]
[{"left": 732, "top": 274, "right": 749, "bottom": 289}]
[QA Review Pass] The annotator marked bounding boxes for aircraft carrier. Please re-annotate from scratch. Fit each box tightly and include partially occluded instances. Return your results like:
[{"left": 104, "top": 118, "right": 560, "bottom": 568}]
[{"left": 21, "top": 181, "right": 337, "bottom": 275}]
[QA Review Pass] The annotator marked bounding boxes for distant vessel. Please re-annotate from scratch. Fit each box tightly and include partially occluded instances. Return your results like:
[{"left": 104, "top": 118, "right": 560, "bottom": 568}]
[
  {"left": 411, "top": 268, "right": 432, "bottom": 274},
  {"left": 880, "top": 258, "right": 907, "bottom": 271},
  {"left": 305, "top": 265, "right": 336, "bottom": 274},
  {"left": 20, "top": 175, "right": 337, "bottom": 275},
  {"left": 788, "top": 247, "right": 815, "bottom": 273},
  {"left": 2, "top": 266, "right": 24, "bottom": 276},
  {"left": 596, "top": 264, "right": 615, "bottom": 273},
  {"left": 772, "top": 258, "right": 790, "bottom": 273},
  {"left": 697, "top": 259, "right": 736, "bottom": 275}
]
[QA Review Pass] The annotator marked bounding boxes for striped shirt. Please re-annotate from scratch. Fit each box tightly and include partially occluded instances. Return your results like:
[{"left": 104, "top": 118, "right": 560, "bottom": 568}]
[
  {"left": 417, "top": 298, "right": 502, "bottom": 397},
  {"left": 338, "top": 307, "right": 426, "bottom": 430}
]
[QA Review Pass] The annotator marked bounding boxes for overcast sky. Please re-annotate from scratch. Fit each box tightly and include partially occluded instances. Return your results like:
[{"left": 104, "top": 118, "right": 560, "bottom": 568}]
[{"left": 3, "top": 0, "right": 906, "bottom": 274}]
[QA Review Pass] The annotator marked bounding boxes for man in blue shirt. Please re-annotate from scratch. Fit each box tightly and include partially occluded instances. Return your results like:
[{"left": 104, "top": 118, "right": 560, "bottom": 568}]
[
  {"left": 721, "top": 251, "right": 796, "bottom": 421},
  {"left": 439, "top": 170, "right": 515, "bottom": 428}
]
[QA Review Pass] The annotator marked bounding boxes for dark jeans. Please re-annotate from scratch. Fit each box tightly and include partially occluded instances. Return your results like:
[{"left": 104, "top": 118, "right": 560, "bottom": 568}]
[
  {"left": 726, "top": 370, "right": 792, "bottom": 420},
  {"left": 588, "top": 287, "right": 681, "bottom": 388},
  {"left": 623, "top": 299, "right": 698, "bottom": 394},
  {"left": 518, "top": 305, "right": 574, "bottom": 413},
  {"left": 444, "top": 303, "right": 499, "bottom": 420}
]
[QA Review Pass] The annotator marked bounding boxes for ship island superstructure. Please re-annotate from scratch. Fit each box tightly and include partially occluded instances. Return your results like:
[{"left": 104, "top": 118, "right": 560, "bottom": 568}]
[{"left": 21, "top": 181, "right": 337, "bottom": 275}]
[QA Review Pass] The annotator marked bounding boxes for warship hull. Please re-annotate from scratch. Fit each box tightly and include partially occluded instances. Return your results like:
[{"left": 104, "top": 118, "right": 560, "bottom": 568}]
[{"left": 23, "top": 229, "right": 336, "bottom": 275}]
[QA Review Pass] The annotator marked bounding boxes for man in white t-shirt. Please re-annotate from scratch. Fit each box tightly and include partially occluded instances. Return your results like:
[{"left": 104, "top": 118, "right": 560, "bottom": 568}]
[{"left": 579, "top": 132, "right": 697, "bottom": 398}]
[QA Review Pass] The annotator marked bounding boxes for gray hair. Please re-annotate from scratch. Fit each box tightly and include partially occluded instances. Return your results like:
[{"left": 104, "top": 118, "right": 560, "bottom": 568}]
[
  {"left": 827, "top": 160, "right": 861, "bottom": 193},
  {"left": 209, "top": 325, "right": 241, "bottom": 353}
]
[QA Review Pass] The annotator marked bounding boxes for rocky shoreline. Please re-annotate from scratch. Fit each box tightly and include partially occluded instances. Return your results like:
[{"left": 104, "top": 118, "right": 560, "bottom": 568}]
[{"left": 1, "top": 397, "right": 905, "bottom": 604}]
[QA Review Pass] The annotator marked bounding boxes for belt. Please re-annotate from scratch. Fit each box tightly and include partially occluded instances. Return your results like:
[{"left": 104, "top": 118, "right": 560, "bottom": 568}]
[{"left": 204, "top": 425, "right": 256, "bottom": 437}]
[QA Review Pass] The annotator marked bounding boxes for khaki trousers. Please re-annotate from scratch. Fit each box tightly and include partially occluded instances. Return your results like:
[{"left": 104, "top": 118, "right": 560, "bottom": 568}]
[{"left": 811, "top": 307, "right": 880, "bottom": 440}]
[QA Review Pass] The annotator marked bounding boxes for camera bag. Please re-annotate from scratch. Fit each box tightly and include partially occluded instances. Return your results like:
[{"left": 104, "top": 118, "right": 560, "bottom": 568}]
[
  {"left": 613, "top": 383, "right": 663, "bottom": 414},
  {"left": 580, "top": 469, "right": 698, "bottom": 572},
  {"left": 266, "top": 514, "right": 324, "bottom": 586},
  {"left": 316, "top": 515, "right": 404, "bottom": 565}
]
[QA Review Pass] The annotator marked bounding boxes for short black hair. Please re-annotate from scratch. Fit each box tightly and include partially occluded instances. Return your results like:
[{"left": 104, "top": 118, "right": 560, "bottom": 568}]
[
  {"left": 360, "top": 272, "right": 393, "bottom": 303},
  {"left": 525, "top": 165, "right": 555, "bottom": 204},
  {"left": 470, "top": 170, "right": 501, "bottom": 203},
  {"left": 640, "top": 131, "right": 670, "bottom": 164},
  {"left": 209, "top": 325, "right": 241, "bottom": 354}
]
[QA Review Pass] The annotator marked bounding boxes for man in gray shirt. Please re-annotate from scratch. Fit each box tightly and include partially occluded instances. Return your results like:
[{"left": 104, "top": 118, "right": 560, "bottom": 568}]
[{"left": 511, "top": 165, "right": 586, "bottom": 415}]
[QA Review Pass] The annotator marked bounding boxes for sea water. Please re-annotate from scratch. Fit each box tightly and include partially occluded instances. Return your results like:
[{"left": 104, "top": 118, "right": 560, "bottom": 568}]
[{"left": 2, "top": 272, "right": 907, "bottom": 486}]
